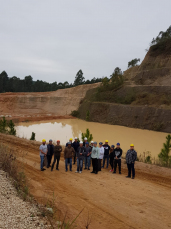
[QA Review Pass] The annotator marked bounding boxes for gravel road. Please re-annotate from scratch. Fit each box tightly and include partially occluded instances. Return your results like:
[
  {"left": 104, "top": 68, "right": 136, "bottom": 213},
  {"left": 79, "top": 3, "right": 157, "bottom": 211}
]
[{"left": 0, "top": 170, "right": 49, "bottom": 229}]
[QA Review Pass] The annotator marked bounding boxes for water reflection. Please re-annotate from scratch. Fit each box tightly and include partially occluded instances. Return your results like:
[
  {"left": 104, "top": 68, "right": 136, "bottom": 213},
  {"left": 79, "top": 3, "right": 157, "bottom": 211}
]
[{"left": 16, "top": 119, "right": 169, "bottom": 157}]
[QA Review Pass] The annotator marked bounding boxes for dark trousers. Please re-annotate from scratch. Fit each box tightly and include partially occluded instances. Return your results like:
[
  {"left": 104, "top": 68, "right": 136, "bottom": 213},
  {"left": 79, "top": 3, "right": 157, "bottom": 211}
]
[
  {"left": 51, "top": 155, "right": 60, "bottom": 170},
  {"left": 47, "top": 155, "right": 52, "bottom": 167},
  {"left": 127, "top": 163, "right": 135, "bottom": 177},
  {"left": 114, "top": 159, "right": 121, "bottom": 173},
  {"left": 98, "top": 159, "right": 102, "bottom": 171},
  {"left": 110, "top": 158, "right": 113, "bottom": 170},
  {"left": 73, "top": 155, "right": 76, "bottom": 164},
  {"left": 92, "top": 158, "right": 98, "bottom": 173},
  {"left": 103, "top": 155, "right": 109, "bottom": 168}
]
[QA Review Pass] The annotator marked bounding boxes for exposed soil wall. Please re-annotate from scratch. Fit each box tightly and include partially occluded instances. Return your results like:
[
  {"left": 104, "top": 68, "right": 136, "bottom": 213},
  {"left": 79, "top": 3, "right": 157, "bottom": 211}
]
[{"left": 78, "top": 101, "right": 171, "bottom": 133}]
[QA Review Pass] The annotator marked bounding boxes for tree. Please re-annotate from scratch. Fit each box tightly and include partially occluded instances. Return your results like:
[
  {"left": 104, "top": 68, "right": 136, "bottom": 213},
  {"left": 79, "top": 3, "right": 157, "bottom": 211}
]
[
  {"left": 150, "top": 25, "right": 171, "bottom": 46},
  {"left": 74, "top": 70, "right": 85, "bottom": 86},
  {"left": 30, "top": 132, "right": 36, "bottom": 140},
  {"left": 0, "top": 117, "right": 7, "bottom": 133},
  {"left": 128, "top": 59, "right": 140, "bottom": 68},
  {"left": 8, "top": 120, "right": 16, "bottom": 135},
  {"left": 24, "top": 75, "right": 33, "bottom": 92},
  {"left": 0, "top": 71, "right": 9, "bottom": 92},
  {"left": 158, "top": 134, "right": 171, "bottom": 166},
  {"left": 81, "top": 128, "right": 93, "bottom": 143}
]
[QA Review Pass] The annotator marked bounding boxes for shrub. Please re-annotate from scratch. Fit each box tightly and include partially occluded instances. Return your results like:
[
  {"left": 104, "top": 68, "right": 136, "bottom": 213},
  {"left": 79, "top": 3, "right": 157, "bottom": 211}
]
[
  {"left": 81, "top": 128, "right": 93, "bottom": 142},
  {"left": 30, "top": 132, "right": 36, "bottom": 141},
  {"left": 86, "top": 110, "right": 90, "bottom": 121},
  {"left": 71, "top": 110, "right": 79, "bottom": 117},
  {"left": 158, "top": 134, "right": 171, "bottom": 167}
]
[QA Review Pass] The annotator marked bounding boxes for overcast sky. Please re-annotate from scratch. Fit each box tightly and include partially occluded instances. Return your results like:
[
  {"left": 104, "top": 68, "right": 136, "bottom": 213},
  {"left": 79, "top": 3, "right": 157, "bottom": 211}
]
[{"left": 0, "top": 0, "right": 171, "bottom": 83}]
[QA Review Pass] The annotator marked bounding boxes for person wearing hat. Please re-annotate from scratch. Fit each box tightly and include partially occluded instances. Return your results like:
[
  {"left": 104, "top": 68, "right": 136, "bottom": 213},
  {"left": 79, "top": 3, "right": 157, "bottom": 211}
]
[
  {"left": 83, "top": 137, "right": 88, "bottom": 147},
  {"left": 66, "top": 138, "right": 73, "bottom": 147},
  {"left": 73, "top": 137, "right": 80, "bottom": 165},
  {"left": 84, "top": 142, "right": 92, "bottom": 170},
  {"left": 90, "top": 141, "right": 94, "bottom": 151},
  {"left": 75, "top": 141, "right": 86, "bottom": 173},
  {"left": 47, "top": 139, "right": 54, "bottom": 168},
  {"left": 109, "top": 145, "right": 115, "bottom": 172},
  {"left": 98, "top": 142, "right": 104, "bottom": 171},
  {"left": 102, "top": 140, "right": 110, "bottom": 169},
  {"left": 64, "top": 142, "right": 75, "bottom": 172},
  {"left": 39, "top": 139, "right": 47, "bottom": 171},
  {"left": 51, "top": 140, "right": 62, "bottom": 171},
  {"left": 126, "top": 144, "right": 137, "bottom": 179},
  {"left": 113, "top": 143, "right": 122, "bottom": 174},
  {"left": 91, "top": 141, "right": 99, "bottom": 174}
]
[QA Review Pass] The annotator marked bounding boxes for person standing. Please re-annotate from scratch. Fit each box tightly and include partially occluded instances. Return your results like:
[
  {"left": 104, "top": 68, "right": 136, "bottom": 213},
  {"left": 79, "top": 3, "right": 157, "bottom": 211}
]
[
  {"left": 72, "top": 137, "right": 80, "bottom": 165},
  {"left": 66, "top": 138, "right": 73, "bottom": 147},
  {"left": 75, "top": 141, "right": 85, "bottom": 173},
  {"left": 64, "top": 142, "right": 75, "bottom": 172},
  {"left": 126, "top": 144, "right": 137, "bottom": 179},
  {"left": 109, "top": 145, "right": 115, "bottom": 172},
  {"left": 47, "top": 139, "right": 54, "bottom": 168},
  {"left": 51, "top": 140, "right": 62, "bottom": 171},
  {"left": 84, "top": 142, "right": 92, "bottom": 170},
  {"left": 39, "top": 139, "right": 47, "bottom": 171},
  {"left": 98, "top": 142, "right": 104, "bottom": 171},
  {"left": 83, "top": 137, "right": 88, "bottom": 147},
  {"left": 102, "top": 140, "right": 110, "bottom": 169},
  {"left": 113, "top": 143, "right": 122, "bottom": 174},
  {"left": 91, "top": 141, "right": 99, "bottom": 174}
]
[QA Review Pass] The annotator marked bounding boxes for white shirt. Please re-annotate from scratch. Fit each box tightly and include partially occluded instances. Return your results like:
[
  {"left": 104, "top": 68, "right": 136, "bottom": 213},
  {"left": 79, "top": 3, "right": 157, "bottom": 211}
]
[
  {"left": 39, "top": 144, "right": 47, "bottom": 156},
  {"left": 99, "top": 146, "right": 104, "bottom": 159}
]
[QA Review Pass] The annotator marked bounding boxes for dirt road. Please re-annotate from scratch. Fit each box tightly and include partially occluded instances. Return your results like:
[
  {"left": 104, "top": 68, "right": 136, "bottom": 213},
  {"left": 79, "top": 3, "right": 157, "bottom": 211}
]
[{"left": 0, "top": 133, "right": 171, "bottom": 229}]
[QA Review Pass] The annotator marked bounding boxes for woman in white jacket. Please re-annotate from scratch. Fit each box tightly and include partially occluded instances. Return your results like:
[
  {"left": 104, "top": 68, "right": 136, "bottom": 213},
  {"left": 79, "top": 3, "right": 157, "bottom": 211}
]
[{"left": 98, "top": 142, "right": 104, "bottom": 171}]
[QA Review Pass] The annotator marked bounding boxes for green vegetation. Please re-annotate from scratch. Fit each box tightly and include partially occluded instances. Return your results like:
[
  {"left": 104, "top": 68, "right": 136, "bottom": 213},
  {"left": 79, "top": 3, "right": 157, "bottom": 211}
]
[
  {"left": 97, "top": 67, "right": 124, "bottom": 94},
  {"left": 0, "top": 117, "right": 16, "bottom": 135},
  {"left": 150, "top": 25, "right": 171, "bottom": 46},
  {"left": 81, "top": 128, "right": 93, "bottom": 142},
  {"left": 0, "top": 69, "right": 102, "bottom": 93},
  {"left": 128, "top": 58, "right": 140, "bottom": 68},
  {"left": 30, "top": 132, "right": 36, "bottom": 141},
  {"left": 70, "top": 110, "right": 79, "bottom": 117},
  {"left": 158, "top": 134, "right": 171, "bottom": 167}
]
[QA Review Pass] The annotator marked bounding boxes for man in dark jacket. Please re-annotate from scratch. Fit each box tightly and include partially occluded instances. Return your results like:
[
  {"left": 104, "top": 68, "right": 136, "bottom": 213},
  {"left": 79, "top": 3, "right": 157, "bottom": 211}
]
[
  {"left": 64, "top": 142, "right": 75, "bottom": 172},
  {"left": 102, "top": 140, "right": 110, "bottom": 169},
  {"left": 75, "top": 141, "right": 86, "bottom": 173},
  {"left": 72, "top": 137, "right": 80, "bottom": 164},
  {"left": 51, "top": 140, "right": 62, "bottom": 171},
  {"left": 47, "top": 139, "right": 54, "bottom": 168},
  {"left": 126, "top": 144, "right": 137, "bottom": 179},
  {"left": 113, "top": 143, "right": 122, "bottom": 174}
]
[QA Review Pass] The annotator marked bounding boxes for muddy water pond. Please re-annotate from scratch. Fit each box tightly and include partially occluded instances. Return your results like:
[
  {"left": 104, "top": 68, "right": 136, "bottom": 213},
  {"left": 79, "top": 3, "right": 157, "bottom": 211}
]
[{"left": 16, "top": 119, "right": 169, "bottom": 159}]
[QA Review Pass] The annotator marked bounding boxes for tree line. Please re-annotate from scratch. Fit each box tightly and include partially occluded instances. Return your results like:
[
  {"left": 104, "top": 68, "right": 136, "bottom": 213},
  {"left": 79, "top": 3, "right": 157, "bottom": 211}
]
[{"left": 0, "top": 70, "right": 102, "bottom": 93}]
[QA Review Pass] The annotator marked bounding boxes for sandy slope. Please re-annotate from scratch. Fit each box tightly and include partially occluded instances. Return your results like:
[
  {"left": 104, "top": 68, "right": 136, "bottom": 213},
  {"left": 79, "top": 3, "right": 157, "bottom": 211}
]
[
  {"left": 0, "top": 83, "right": 100, "bottom": 121},
  {"left": 0, "top": 133, "right": 171, "bottom": 229}
]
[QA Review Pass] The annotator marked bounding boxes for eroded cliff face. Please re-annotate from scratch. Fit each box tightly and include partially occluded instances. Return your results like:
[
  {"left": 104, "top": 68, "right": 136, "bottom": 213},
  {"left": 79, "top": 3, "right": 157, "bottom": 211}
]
[
  {"left": 0, "top": 83, "right": 100, "bottom": 121},
  {"left": 124, "top": 39, "right": 171, "bottom": 85}
]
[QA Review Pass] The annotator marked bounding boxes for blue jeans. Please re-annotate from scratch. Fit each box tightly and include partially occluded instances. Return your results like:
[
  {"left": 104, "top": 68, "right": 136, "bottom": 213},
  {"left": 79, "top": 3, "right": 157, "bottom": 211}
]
[
  {"left": 103, "top": 155, "right": 109, "bottom": 168},
  {"left": 65, "top": 158, "right": 72, "bottom": 171},
  {"left": 84, "top": 156, "right": 91, "bottom": 169},
  {"left": 40, "top": 155, "right": 44, "bottom": 170},
  {"left": 77, "top": 158, "right": 83, "bottom": 172}
]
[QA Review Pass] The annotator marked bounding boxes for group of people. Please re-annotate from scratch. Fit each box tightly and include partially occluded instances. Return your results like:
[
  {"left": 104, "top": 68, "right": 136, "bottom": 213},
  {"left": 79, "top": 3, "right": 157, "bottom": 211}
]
[{"left": 39, "top": 137, "right": 137, "bottom": 179}]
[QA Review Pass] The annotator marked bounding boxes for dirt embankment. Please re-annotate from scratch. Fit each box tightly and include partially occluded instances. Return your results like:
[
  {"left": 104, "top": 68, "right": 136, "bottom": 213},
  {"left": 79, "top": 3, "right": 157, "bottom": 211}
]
[
  {"left": 0, "top": 83, "right": 100, "bottom": 122},
  {"left": 0, "top": 133, "right": 171, "bottom": 229}
]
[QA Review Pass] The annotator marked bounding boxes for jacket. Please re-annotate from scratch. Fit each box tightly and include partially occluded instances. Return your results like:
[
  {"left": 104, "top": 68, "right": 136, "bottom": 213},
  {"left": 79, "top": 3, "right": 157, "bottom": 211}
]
[
  {"left": 126, "top": 149, "right": 137, "bottom": 164},
  {"left": 76, "top": 146, "right": 86, "bottom": 160},
  {"left": 64, "top": 146, "right": 75, "bottom": 159},
  {"left": 73, "top": 141, "right": 80, "bottom": 152},
  {"left": 54, "top": 145, "right": 62, "bottom": 157},
  {"left": 103, "top": 144, "right": 110, "bottom": 156},
  {"left": 91, "top": 147, "right": 100, "bottom": 159},
  {"left": 113, "top": 148, "right": 122, "bottom": 160},
  {"left": 99, "top": 147, "right": 104, "bottom": 159},
  {"left": 47, "top": 144, "right": 54, "bottom": 156},
  {"left": 84, "top": 146, "right": 92, "bottom": 157}
]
